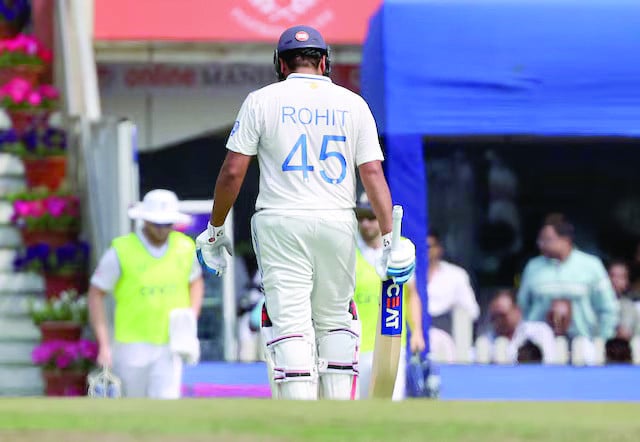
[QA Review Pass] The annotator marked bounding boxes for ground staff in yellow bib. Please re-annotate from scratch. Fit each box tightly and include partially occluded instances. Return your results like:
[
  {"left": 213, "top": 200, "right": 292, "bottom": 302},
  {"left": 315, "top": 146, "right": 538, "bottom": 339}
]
[
  {"left": 353, "top": 193, "right": 425, "bottom": 400},
  {"left": 88, "top": 189, "right": 204, "bottom": 398}
]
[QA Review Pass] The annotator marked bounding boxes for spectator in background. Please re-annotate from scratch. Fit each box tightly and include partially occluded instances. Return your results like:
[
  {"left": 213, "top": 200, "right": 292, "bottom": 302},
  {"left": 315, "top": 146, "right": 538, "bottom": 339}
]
[
  {"left": 517, "top": 213, "right": 619, "bottom": 340},
  {"left": 605, "top": 337, "right": 632, "bottom": 364},
  {"left": 546, "top": 299, "right": 573, "bottom": 337},
  {"left": 517, "top": 340, "right": 544, "bottom": 364},
  {"left": 482, "top": 289, "right": 556, "bottom": 364},
  {"left": 427, "top": 228, "right": 480, "bottom": 335},
  {"left": 607, "top": 260, "right": 640, "bottom": 340}
]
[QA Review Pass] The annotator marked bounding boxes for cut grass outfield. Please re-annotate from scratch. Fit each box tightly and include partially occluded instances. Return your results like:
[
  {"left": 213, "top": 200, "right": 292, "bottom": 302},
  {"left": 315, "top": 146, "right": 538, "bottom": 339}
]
[{"left": 0, "top": 399, "right": 639, "bottom": 442}]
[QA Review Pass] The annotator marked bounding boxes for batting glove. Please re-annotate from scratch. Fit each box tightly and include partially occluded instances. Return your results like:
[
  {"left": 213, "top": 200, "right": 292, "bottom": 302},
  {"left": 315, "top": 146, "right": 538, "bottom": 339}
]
[
  {"left": 376, "top": 233, "right": 416, "bottom": 284},
  {"left": 196, "top": 222, "right": 232, "bottom": 277}
]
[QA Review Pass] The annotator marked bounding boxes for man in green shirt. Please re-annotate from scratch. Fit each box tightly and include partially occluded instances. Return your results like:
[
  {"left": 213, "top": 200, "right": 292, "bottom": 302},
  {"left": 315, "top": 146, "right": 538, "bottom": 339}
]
[{"left": 517, "top": 213, "right": 618, "bottom": 340}]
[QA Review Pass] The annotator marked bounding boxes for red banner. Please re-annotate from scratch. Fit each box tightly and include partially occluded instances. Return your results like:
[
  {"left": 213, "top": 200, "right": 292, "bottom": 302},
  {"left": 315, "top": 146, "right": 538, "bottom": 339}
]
[{"left": 94, "top": 0, "right": 381, "bottom": 44}]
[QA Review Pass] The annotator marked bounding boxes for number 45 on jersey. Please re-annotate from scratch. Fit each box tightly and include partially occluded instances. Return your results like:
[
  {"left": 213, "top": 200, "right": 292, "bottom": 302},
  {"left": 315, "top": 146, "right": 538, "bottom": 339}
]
[{"left": 282, "top": 134, "right": 347, "bottom": 184}]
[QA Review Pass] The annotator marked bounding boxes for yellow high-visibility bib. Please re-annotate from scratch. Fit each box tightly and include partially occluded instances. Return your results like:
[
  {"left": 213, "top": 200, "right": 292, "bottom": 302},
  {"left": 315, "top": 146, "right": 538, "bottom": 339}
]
[{"left": 112, "top": 231, "right": 194, "bottom": 344}]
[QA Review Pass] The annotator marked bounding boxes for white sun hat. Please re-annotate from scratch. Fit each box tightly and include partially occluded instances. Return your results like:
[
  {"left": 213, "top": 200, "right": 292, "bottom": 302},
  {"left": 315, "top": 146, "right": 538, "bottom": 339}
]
[{"left": 127, "top": 189, "right": 191, "bottom": 224}]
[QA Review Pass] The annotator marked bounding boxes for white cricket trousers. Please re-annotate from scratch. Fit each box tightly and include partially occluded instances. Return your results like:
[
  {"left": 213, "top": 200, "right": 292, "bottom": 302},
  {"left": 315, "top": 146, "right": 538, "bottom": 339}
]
[
  {"left": 113, "top": 342, "right": 183, "bottom": 399},
  {"left": 251, "top": 209, "right": 357, "bottom": 340}
]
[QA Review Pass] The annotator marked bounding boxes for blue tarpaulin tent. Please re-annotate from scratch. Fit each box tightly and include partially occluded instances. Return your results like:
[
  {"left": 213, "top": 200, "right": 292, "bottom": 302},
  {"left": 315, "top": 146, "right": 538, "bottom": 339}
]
[{"left": 361, "top": 0, "right": 640, "bottom": 352}]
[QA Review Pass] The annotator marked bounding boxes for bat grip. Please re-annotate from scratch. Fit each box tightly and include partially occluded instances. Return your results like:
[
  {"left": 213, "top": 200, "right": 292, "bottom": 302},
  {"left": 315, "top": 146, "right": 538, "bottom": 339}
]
[{"left": 391, "top": 205, "right": 403, "bottom": 252}]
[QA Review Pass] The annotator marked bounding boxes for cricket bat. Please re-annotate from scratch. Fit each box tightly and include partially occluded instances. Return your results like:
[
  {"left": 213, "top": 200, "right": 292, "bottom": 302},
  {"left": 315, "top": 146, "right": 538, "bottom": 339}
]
[{"left": 369, "top": 205, "right": 404, "bottom": 398}]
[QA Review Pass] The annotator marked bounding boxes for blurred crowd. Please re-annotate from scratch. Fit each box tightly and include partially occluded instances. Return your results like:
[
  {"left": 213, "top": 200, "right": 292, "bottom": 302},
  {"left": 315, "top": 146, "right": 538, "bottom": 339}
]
[
  {"left": 236, "top": 210, "right": 640, "bottom": 367},
  {"left": 434, "top": 212, "right": 640, "bottom": 366}
]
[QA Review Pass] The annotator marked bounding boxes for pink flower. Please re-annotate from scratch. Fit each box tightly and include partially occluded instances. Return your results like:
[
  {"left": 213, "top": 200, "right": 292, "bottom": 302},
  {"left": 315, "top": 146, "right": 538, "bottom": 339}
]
[
  {"left": 1, "top": 77, "right": 32, "bottom": 104},
  {"left": 27, "top": 200, "right": 47, "bottom": 218},
  {"left": 32, "top": 342, "right": 54, "bottom": 365},
  {"left": 4, "top": 39, "right": 20, "bottom": 52},
  {"left": 32, "top": 339, "right": 98, "bottom": 370},
  {"left": 6, "top": 35, "right": 38, "bottom": 55},
  {"left": 7, "top": 87, "right": 26, "bottom": 103},
  {"left": 44, "top": 196, "right": 68, "bottom": 217},
  {"left": 37, "top": 47, "right": 53, "bottom": 63},
  {"left": 39, "top": 84, "right": 59, "bottom": 100},
  {"left": 55, "top": 352, "right": 73, "bottom": 369},
  {"left": 13, "top": 200, "right": 32, "bottom": 218},
  {"left": 24, "top": 40, "right": 38, "bottom": 55},
  {"left": 0, "top": 79, "right": 58, "bottom": 108},
  {"left": 78, "top": 340, "right": 98, "bottom": 360},
  {"left": 27, "top": 91, "right": 42, "bottom": 107}
]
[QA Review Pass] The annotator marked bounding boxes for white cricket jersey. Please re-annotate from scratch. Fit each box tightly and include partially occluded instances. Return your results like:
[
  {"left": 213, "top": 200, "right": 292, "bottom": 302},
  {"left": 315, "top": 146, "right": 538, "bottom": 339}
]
[{"left": 226, "top": 73, "right": 384, "bottom": 211}]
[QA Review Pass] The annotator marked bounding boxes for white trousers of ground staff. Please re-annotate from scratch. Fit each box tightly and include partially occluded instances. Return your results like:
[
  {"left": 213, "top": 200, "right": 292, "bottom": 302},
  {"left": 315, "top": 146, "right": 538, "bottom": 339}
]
[
  {"left": 112, "top": 342, "right": 183, "bottom": 398},
  {"left": 252, "top": 209, "right": 359, "bottom": 400}
]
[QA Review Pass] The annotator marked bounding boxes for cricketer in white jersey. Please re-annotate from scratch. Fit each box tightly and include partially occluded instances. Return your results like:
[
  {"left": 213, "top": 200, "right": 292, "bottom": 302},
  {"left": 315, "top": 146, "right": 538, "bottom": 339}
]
[
  {"left": 196, "top": 25, "right": 415, "bottom": 401},
  {"left": 227, "top": 74, "right": 383, "bottom": 211}
]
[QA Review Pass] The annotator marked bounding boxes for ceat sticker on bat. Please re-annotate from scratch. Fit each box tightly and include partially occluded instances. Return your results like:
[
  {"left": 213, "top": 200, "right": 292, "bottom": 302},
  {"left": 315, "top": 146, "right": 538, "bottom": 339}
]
[{"left": 295, "top": 31, "right": 309, "bottom": 42}]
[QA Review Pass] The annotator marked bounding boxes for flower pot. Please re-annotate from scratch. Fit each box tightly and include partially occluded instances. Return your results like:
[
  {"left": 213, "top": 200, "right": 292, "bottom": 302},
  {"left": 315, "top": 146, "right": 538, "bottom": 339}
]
[
  {"left": 6, "top": 109, "right": 50, "bottom": 138},
  {"left": 0, "top": 64, "right": 43, "bottom": 86},
  {"left": 22, "top": 155, "right": 66, "bottom": 191},
  {"left": 21, "top": 229, "right": 79, "bottom": 247},
  {"left": 42, "top": 369, "right": 88, "bottom": 396},
  {"left": 44, "top": 273, "right": 88, "bottom": 300},
  {"left": 39, "top": 321, "right": 83, "bottom": 342}
]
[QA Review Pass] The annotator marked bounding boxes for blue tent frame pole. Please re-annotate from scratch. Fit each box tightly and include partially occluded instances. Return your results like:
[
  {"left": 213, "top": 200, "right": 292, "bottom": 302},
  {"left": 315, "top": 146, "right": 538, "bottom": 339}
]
[{"left": 386, "top": 134, "right": 430, "bottom": 356}]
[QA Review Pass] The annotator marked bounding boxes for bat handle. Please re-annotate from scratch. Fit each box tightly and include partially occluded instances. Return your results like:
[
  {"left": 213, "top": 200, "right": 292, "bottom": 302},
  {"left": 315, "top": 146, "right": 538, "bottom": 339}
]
[{"left": 391, "top": 205, "right": 403, "bottom": 252}]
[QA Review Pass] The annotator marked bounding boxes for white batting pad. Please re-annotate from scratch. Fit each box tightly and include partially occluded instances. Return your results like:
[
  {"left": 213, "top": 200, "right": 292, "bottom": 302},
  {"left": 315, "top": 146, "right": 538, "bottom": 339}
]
[
  {"left": 317, "top": 324, "right": 360, "bottom": 400},
  {"left": 263, "top": 329, "right": 318, "bottom": 400}
]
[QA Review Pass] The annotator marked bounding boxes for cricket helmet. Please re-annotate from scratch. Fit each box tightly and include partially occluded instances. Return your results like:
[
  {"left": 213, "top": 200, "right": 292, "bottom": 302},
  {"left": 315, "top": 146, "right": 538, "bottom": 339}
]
[{"left": 274, "top": 25, "right": 331, "bottom": 80}]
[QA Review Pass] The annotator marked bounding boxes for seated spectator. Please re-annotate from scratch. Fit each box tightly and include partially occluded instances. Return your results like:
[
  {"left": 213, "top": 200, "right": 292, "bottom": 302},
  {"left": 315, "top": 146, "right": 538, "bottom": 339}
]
[
  {"left": 605, "top": 337, "right": 632, "bottom": 364},
  {"left": 517, "top": 213, "right": 619, "bottom": 340},
  {"left": 546, "top": 299, "right": 573, "bottom": 337},
  {"left": 544, "top": 299, "right": 601, "bottom": 365},
  {"left": 607, "top": 259, "right": 640, "bottom": 340},
  {"left": 517, "top": 340, "right": 543, "bottom": 364},
  {"left": 427, "top": 228, "right": 480, "bottom": 334},
  {"left": 481, "top": 289, "right": 556, "bottom": 364}
]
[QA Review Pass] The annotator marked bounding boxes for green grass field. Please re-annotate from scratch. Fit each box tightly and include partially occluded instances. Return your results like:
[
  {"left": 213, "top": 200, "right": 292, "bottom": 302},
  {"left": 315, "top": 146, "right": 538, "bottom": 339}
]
[{"left": 0, "top": 399, "right": 638, "bottom": 442}]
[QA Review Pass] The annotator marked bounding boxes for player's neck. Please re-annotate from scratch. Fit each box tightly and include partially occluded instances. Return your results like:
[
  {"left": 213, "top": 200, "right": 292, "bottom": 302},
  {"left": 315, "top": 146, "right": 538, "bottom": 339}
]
[{"left": 290, "top": 67, "right": 323, "bottom": 76}]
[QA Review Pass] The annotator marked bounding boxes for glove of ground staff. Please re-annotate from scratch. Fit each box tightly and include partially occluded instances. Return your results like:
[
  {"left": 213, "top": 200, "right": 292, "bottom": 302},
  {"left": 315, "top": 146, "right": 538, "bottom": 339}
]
[
  {"left": 376, "top": 234, "right": 416, "bottom": 284},
  {"left": 196, "top": 223, "right": 232, "bottom": 277}
]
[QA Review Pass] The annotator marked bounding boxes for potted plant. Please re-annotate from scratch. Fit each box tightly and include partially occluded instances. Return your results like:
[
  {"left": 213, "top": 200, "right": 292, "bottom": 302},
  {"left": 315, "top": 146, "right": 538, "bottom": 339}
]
[
  {"left": 9, "top": 187, "right": 80, "bottom": 246},
  {"left": 1, "top": 126, "right": 67, "bottom": 157},
  {"left": 0, "top": 77, "right": 59, "bottom": 136},
  {"left": 14, "top": 241, "right": 90, "bottom": 299},
  {"left": 0, "top": 127, "right": 67, "bottom": 189},
  {"left": 31, "top": 338, "right": 98, "bottom": 396},
  {"left": 0, "top": 33, "right": 53, "bottom": 85},
  {"left": 29, "top": 289, "right": 88, "bottom": 342}
]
